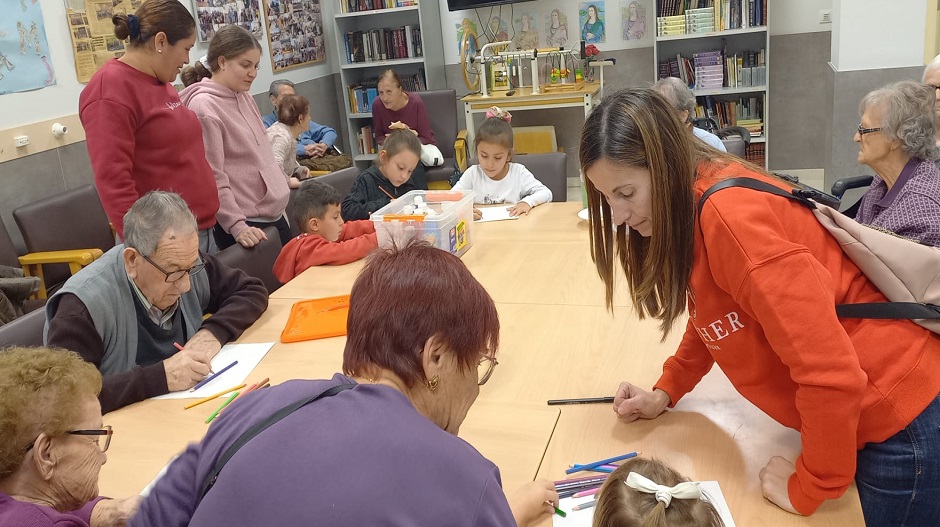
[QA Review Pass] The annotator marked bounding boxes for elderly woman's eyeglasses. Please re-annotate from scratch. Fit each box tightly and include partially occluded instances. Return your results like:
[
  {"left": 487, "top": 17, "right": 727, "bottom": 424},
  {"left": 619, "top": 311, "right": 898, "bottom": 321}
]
[
  {"left": 478, "top": 356, "right": 498, "bottom": 386},
  {"left": 23, "top": 425, "right": 113, "bottom": 454},
  {"left": 857, "top": 124, "right": 883, "bottom": 136},
  {"left": 141, "top": 253, "right": 205, "bottom": 283}
]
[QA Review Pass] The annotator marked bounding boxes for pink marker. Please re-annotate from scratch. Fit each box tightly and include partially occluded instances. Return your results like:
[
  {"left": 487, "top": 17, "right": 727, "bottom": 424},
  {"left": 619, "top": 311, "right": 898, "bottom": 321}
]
[{"left": 573, "top": 487, "right": 601, "bottom": 498}]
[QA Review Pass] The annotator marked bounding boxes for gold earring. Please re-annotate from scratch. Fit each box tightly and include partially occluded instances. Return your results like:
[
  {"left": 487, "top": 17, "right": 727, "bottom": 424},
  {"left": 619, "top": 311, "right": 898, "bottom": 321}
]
[{"left": 426, "top": 375, "right": 440, "bottom": 391}]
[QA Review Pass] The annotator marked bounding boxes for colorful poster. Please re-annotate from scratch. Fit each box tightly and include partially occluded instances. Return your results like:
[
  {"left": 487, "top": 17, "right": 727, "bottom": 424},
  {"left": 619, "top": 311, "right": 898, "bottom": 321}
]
[
  {"left": 65, "top": 0, "right": 134, "bottom": 83},
  {"left": 544, "top": 8, "right": 570, "bottom": 48},
  {"left": 455, "top": 17, "right": 479, "bottom": 57},
  {"left": 580, "top": 2, "right": 606, "bottom": 44},
  {"left": 263, "top": 0, "right": 325, "bottom": 72},
  {"left": 621, "top": 0, "right": 647, "bottom": 41},
  {"left": 0, "top": 0, "right": 56, "bottom": 94},
  {"left": 193, "top": 0, "right": 263, "bottom": 42},
  {"left": 512, "top": 10, "right": 539, "bottom": 50}
]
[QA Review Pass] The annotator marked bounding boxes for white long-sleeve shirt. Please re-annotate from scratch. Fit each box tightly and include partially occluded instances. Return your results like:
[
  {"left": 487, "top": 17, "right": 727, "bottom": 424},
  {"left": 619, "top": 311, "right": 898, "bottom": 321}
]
[{"left": 452, "top": 162, "right": 553, "bottom": 207}]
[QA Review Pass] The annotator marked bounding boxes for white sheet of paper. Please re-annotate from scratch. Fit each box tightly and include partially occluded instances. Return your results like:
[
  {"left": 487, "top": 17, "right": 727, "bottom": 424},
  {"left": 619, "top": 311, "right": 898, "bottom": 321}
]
[
  {"left": 151, "top": 342, "right": 275, "bottom": 400},
  {"left": 552, "top": 481, "right": 735, "bottom": 527},
  {"left": 476, "top": 206, "right": 520, "bottom": 222}
]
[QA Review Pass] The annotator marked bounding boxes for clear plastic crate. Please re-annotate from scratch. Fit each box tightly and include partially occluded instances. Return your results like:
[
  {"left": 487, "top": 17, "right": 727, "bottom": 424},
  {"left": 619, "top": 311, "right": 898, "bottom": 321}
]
[{"left": 370, "top": 190, "right": 475, "bottom": 257}]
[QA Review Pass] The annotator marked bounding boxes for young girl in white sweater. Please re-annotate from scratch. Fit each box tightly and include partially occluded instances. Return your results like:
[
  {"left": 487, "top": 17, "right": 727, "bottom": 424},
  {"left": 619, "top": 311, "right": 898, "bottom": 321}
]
[{"left": 451, "top": 107, "right": 553, "bottom": 219}]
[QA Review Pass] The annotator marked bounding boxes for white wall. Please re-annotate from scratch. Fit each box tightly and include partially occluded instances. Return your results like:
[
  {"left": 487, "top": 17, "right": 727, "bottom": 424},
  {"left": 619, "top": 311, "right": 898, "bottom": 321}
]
[
  {"left": 768, "top": 0, "right": 832, "bottom": 36},
  {"left": 3, "top": 0, "right": 338, "bottom": 129},
  {"left": 832, "top": 0, "right": 926, "bottom": 71}
]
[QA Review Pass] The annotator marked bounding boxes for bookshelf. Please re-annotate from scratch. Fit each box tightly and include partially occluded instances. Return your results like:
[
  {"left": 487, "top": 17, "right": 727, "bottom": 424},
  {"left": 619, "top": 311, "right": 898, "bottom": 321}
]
[
  {"left": 654, "top": 0, "right": 769, "bottom": 166},
  {"left": 332, "top": 0, "right": 446, "bottom": 166}
]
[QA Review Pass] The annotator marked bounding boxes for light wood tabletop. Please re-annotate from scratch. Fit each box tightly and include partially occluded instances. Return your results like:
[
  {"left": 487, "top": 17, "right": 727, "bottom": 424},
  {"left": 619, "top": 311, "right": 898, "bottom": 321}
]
[{"left": 100, "top": 202, "right": 863, "bottom": 524}]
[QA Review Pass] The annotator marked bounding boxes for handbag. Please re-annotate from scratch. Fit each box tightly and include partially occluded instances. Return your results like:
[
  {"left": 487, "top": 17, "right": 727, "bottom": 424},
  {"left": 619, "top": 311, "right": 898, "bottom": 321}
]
[
  {"left": 698, "top": 177, "right": 940, "bottom": 333},
  {"left": 420, "top": 143, "right": 444, "bottom": 167},
  {"left": 196, "top": 383, "right": 354, "bottom": 506}
]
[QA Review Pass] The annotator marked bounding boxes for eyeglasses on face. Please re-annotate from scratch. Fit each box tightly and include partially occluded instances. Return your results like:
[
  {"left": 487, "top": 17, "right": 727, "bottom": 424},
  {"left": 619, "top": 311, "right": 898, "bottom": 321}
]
[
  {"left": 477, "top": 355, "right": 498, "bottom": 386},
  {"left": 140, "top": 252, "right": 205, "bottom": 283},
  {"left": 857, "top": 124, "right": 883, "bottom": 136},
  {"left": 23, "top": 425, "right": 113, "bottom": 454}
]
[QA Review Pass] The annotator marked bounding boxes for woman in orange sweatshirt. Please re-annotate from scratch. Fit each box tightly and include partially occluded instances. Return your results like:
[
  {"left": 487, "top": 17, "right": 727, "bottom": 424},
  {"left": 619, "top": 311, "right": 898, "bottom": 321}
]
[{"left": 580, "top": 88, "right": 940, "bottom": 525}]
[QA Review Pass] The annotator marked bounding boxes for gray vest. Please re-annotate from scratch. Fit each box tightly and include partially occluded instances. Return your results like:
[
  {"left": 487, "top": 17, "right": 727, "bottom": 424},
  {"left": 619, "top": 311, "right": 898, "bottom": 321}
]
[{"left": 44, "top": 245, "right": 210, "bottom": 375}]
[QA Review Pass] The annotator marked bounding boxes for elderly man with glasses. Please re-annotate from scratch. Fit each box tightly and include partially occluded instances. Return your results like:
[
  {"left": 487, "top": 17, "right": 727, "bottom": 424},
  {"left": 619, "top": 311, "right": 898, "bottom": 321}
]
[{"left": 44, "top": 191, "right": 268, "bottom": 413}]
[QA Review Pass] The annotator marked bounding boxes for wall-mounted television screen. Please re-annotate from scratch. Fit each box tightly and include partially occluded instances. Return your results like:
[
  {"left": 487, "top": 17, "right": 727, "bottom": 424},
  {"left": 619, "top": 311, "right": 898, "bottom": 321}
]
[{"left": 447, "top": 0, "right": 521, "bottom": 12}]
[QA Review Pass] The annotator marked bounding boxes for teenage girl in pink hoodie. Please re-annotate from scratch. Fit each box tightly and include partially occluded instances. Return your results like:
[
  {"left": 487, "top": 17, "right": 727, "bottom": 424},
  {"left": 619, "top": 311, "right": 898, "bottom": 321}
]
[{"left": 180, "top": 25, "right": 291, "bottom": 250}]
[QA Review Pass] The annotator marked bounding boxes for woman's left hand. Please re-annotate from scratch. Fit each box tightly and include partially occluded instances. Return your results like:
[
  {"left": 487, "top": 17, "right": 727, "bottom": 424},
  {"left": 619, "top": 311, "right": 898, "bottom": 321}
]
[
  {"left": 508, "top": 202, "right": 532, "bottom": 216},
  {"left": 759, "top": 456, "right": 801, "bottom": 515},
  {"left": 90, "top": 495, "right": 142, "bottom": 527},
  {"left": 508, "top": 480, "right": 559, "bottom": 526}
]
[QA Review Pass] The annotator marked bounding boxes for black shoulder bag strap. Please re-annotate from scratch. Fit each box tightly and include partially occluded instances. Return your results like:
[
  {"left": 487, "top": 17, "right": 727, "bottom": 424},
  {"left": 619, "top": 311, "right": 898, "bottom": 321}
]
[
  {"left": 196, "top": 383, "right": 354, "bottom": 505},
  {"left": 697, "top": 177, "right": 940, "bottom": 321}
]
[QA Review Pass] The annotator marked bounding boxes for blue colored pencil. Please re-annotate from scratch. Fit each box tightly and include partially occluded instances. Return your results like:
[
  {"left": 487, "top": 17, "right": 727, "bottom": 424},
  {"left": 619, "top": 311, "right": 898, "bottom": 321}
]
[
  {"left": 190, "top": 360, "right": 239, "bottom": 392},
  {"left": 571, "top": 464, "right": 614, "bottom": 473},
  {"left": 565, "top": 451, "right": 638, "bottom": 475}
]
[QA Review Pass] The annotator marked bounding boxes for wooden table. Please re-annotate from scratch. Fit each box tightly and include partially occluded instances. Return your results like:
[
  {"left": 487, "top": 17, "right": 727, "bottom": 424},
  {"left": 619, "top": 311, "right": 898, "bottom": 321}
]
[
  {"left": 461, "top": 83, "right": 601, "bottom": 145},
  {"left": 102, "top": 203, "right": 863, "bottom": 524}
]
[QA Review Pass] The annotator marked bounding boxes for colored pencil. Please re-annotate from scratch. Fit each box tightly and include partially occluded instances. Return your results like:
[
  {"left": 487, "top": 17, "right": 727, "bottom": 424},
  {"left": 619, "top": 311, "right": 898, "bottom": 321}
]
[
  {"left": 573, "top": 487, "right": 601, "bottom": 498},
  {"left": 183, "top": 383, "right": 247, "bottom": 410},
  {"left": 572, "top": 500, "right": 596, "bottom": 511},
  {"left": 205, "top": 392, "right": 239, "bottom": 424},
  {"left": 555, "top": 476, "right": 609, "bottom": 491},
  {"left": 173, "top": 342, "right": 185, "bottom": 351},
  {"left": 554, "top": 474, "right": 609, "bottom": 486},
  {"left": 565, "top": 452, "right": 639, "bottom": 475},
  {"left": 378, "top": 186, "right": 395, "bottom": 200},
  {"left": 191, "top": 360, "right": 238, "bottom": 392},
  {"left": 552, "top": 504, "right": 567, "bottom": 518},
  {"left": 547, "top": 396, "right": 615, "bottom": 405}
]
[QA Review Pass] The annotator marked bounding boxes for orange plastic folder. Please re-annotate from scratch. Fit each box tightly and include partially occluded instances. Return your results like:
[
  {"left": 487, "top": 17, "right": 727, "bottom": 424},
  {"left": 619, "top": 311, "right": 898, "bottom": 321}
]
[{"left": 281, "top": 295, "right": 351, "bottom": 343}]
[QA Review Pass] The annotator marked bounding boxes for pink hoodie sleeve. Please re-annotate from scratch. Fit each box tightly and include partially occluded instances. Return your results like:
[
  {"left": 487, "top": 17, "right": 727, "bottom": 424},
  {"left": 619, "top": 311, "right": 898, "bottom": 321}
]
[{"left": 193, "top": 109, "right": 249, "bottom": 238}]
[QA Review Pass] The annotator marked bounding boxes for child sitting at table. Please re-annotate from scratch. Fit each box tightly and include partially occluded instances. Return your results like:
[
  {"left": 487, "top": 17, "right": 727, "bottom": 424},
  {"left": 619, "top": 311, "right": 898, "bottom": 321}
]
[
  {"left": 274, "top": 179, "right": 377, "bottom": 282},
  {"left": 341, "top": 129, "right": 422, "bottom": 221},
  {"left": 592, "top": 457, "right": 724, "bottom": 527},
  {"left": 267, "top": 93, "right": 312, "bottom": 189},
  {"left": 451, "top": 106, "right": 553, "bottom": 220}
]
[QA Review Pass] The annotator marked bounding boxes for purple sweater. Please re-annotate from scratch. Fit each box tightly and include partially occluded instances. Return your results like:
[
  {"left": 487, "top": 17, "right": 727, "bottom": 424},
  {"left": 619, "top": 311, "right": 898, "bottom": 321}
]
[
  {"left": 179, "top": 79, "right": 290, "bottom": 239},
  {"left": 0, "top": 493, "right": 102, "bottom": 527},
  {"left": 855, "top": 157, "right": 940, "bottom": 246},
  {"left": 129, "top": 375, "right": 516, "bottom": 527},
  {"left": 371, "top": 92, "right": 435, "bottom": 146}
]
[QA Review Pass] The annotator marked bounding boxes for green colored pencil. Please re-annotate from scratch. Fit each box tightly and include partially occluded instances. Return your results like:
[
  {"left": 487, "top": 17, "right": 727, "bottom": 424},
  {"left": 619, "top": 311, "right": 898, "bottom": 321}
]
[{"left": 205, "top": 391, "right": 239, "bottom": 424}]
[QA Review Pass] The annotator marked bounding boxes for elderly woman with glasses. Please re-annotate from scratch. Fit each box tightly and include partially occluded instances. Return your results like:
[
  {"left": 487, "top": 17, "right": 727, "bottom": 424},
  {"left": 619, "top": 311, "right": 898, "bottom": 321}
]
[
  {"left": 0, "top": 347, "right": 139, "bottom": 526},
  {"left": 131, "top": 243, "right": 558, "bottom": 527},
  {"left": 854, "top": 80, "right": 940, "bottom": 246},
  {"left": 45, "top": 191, "right": 268, "bottom": 413}
]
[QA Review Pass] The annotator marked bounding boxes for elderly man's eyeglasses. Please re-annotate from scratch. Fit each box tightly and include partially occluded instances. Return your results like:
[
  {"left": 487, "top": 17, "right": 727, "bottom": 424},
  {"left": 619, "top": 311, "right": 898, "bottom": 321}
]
[
  {"left": 478, "top": 355, "right": 498, "bottom": 386},
  {"left": 857, "top": 124, "right": 883, "bottom": 136},
  {"left": 23, "top": 425, "right": 113, "bottom": 454},
  {"left": 141, "top": 253, "right": 205, "bottom": 283}
]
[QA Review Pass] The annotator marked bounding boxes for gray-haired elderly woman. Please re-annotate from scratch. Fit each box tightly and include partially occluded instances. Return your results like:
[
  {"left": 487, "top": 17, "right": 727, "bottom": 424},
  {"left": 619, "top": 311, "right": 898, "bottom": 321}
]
[
  {"left": 0, "top": 347, "right": 139, "bottom": 526},
  {"left": 854, "top": 80, "right": 940, "bottom": 246},
  {"left": 652, "top": 77, "right": 727, "bottom": 152}
]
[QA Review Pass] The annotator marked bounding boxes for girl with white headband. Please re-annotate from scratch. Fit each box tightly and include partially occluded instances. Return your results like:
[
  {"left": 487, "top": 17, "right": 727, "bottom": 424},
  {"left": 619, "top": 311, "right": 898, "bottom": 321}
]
[{"left": 592, "top": 458, "right": 724, "bottom": 527}]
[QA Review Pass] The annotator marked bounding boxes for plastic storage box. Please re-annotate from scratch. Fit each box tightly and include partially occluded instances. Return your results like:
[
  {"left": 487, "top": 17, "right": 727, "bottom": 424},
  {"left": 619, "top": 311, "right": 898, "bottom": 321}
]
[{"left": 370, "top": 190, "right": 475, "bottom": 257}]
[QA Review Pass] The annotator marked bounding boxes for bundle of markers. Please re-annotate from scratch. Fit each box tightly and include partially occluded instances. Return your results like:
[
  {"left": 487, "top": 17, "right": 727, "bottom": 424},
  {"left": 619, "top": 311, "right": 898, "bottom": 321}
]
[
  {"left": 183, "top": 377, "right": 271, "bottom": 423},
  {"left": 553, "top": 451, "right": 638, "bottom": 515}
]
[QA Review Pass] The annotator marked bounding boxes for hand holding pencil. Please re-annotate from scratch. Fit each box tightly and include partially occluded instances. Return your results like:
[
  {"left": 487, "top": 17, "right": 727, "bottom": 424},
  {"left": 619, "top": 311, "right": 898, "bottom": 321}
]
[
  {"left": 507, "top": 480, "right": 559, "bottom": 525},
  {"left": 164, "top": 344, "right": 213, "bottom": 392}
]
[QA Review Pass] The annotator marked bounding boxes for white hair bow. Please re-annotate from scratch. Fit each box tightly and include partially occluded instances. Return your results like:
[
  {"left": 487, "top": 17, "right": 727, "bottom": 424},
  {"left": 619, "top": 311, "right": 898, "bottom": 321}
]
[{"left": 624, "top": 472, "right": 702, "bottom": 508}]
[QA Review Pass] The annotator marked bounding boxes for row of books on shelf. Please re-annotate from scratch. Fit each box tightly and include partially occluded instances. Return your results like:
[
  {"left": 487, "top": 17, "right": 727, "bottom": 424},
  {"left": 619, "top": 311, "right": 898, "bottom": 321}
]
[
  {"left": 658, "top": 48, "right": 765, "bottom": 90},
  {"left": 745, "top": 142, "right": 765, "bottom": 165},
  {"left": 657, "top": 0, "right": 766, "bottom": 34},
  {"left": 358, "top": 125, "right": 377, "bottom": 155},
  {"left": 694, "top": 95, "right": 763, "bottom": 134},
  {"left": 339, "top": 0, "right": 416, "bottom": 14},
  {"left": 344, "top": 26, "right": 422, "bottom": 64},
  {"left": 347, "top": 70, "right": 426, "bottom": 113}
]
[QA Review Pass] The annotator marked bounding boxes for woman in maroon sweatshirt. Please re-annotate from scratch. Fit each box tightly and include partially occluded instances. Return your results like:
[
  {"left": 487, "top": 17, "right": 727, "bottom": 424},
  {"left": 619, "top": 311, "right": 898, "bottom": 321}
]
[{"left": 79, "top": 0, "right": 220, "bottom": 253}]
